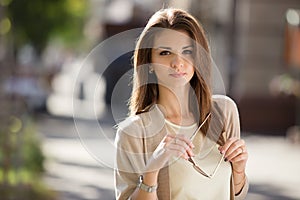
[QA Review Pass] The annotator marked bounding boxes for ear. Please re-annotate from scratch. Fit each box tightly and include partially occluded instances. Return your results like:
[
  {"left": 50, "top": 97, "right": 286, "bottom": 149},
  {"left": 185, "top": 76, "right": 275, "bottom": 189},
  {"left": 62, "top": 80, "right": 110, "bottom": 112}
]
[{"left": 149, "top": 65, "right": 154, "bottom": 74}]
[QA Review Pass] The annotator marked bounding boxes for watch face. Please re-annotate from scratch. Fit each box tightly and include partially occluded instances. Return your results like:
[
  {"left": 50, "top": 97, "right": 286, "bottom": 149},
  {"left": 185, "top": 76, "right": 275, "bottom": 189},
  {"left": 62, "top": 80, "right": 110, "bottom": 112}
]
[{"left": 138, "top": 175, "right": 143, "bottom": 183}]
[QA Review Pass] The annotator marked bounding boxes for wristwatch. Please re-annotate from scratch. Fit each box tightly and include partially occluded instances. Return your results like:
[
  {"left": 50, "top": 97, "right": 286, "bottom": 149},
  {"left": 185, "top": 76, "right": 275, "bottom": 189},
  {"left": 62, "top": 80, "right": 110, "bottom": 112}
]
[{"left": 137, "top": 175, "right": 158, "bottom": 193}]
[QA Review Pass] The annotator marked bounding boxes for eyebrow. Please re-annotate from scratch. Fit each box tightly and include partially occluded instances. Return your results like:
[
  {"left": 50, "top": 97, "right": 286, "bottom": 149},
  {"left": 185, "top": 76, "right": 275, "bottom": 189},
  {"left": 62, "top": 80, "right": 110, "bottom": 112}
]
[
  {"left": 156, "top": 46, "right": 171, "bottom": 50},
  {"left": 183, "top": 45, "right": 194, "bottom": 49},
  {"left": 156, "top": 45, "right": 194, "bottom": 50}
]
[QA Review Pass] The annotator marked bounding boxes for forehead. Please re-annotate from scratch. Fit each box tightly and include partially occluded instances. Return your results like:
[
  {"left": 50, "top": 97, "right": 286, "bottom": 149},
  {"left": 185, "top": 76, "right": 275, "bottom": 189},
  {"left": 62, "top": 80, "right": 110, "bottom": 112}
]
[{"left": 152, "top": 29, "right": 193, "bottom": 48}]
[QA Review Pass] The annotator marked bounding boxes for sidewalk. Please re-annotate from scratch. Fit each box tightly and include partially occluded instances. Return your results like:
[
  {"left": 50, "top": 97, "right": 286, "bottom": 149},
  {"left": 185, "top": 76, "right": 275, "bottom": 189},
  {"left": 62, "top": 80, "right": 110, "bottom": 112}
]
[
  {"left": 245, "top": 135, "right": 300, "bottom": 200},
  {"left": 38, "top": 115, "right": 115, "bottom": 200},
  {"left": 37, "top": 114, "right": 300, "bottom": 200}
]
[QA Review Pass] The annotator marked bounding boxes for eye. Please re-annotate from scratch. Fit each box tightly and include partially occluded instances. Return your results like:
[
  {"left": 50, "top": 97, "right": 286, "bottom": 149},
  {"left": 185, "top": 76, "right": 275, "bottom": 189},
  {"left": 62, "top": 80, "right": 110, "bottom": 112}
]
[
  {"left": 159, "top": 51, "right": 171, "bottom": 56},
  {"left": 183, "top": 49, "right": 193, "bottom": 55}
]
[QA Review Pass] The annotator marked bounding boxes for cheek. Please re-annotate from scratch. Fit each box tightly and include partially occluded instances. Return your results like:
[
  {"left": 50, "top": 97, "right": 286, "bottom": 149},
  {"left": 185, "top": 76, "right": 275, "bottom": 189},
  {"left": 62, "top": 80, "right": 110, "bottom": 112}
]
[
  {"left": 153, "top": 65, "right": 169, "bottom": 76},
  {"left": 186, "top": 66, "right": 195, "bottom": 81},
  {"left": 152, "top": 59, "right": 170, "bottom": 70},
  {"left": 186, "top": 63, "right": 195, "bottom": 73},
  {"left": 191, "top": 67, "right": 195, "bottom": 75},
  {"left": 152, "top": 57, "right": 170, "bottom": 67}
]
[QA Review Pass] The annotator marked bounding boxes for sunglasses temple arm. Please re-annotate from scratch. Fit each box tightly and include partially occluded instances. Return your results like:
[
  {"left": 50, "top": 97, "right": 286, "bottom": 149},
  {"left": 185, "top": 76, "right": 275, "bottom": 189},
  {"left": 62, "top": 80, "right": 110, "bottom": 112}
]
[
  {"left": 190, "top": 113, "right": 211, "bottom": 140},
  {"left": 210, "top": 154, "right": 225, "bottom": 177}
]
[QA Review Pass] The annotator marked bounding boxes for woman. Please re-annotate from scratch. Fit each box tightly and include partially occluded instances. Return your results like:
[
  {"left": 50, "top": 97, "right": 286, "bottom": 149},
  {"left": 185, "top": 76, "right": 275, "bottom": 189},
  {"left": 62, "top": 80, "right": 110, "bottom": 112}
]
[{"left": 114, "top": 8, "right": 248, "bottom": 200}]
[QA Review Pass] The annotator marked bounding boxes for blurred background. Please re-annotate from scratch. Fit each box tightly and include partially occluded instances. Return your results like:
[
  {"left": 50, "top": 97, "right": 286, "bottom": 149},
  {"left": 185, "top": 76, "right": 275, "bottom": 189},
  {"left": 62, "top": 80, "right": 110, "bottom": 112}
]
[{"left": 0, "top": 0, "right": 299, "bottom": 199}]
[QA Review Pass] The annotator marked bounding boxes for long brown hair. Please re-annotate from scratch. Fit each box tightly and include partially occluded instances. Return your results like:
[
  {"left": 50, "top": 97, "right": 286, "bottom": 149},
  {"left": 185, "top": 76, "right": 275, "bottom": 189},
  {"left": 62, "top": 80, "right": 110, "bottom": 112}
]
[{"left": 129, "top": 8, "right": 212, "bottom": 134}]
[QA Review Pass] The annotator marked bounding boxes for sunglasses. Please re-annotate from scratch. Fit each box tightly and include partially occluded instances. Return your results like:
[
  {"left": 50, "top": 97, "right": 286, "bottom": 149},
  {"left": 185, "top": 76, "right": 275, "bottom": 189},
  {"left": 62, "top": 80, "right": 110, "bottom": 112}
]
[{"left": 187, "top": 113, "right": 224, "bottom": 178}]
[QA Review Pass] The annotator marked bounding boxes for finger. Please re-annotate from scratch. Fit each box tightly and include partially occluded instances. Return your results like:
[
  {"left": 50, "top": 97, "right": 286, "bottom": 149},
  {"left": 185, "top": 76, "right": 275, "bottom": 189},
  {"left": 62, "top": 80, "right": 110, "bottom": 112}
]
[
  {"left": 226, "top": 139, "right": 245, "bottom": 155},
  {"left": 220, "top": 138, "right": 244, "bottom": 157},
  {"left": 226, "top": 146, "right": 244, "bottom": 162},
  {"left": 166, "top": 134, "right": 194, "bottom": 150},
  {"left": 225, "top": 140, "right": 247, "bottom": 161},
  {"left": 224, "top": 140, "right": 245, "bottom": 161},
  {"left": 164, "top": 134, "right": 195, "bottom": 158},
  {"left": 230, "top": 152, "right": 248, "bottom": 163},
  {"left": 167, "top": 143, "right": 190, "bottom": 159},
  {"left": 172, "top": 137, "right": 194, "bottom": 157},
  {"left": 164, "top": 134, "right": 175, "bottom": 143},
  {"left": 176, "top": 134, "right": 195, "bottom": 149},
  {"left": 219, "top": 137, "right": 238, "bottom": 154},
  {"left": 186, "top": 147, "right": 194, "bottom": 157}
]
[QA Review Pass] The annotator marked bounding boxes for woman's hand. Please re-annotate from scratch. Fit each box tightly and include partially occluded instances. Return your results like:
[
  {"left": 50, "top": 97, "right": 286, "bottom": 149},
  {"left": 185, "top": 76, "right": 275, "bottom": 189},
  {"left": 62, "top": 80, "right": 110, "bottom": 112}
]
[
  {"left": 219, "top": 137, "right": 248, "bottom": 194},
  {"left": 146, "top": 134, "right": 195, "bottom": 172},
  {"left": 218, "top": 137, "right": 248, "bottom": 173}
]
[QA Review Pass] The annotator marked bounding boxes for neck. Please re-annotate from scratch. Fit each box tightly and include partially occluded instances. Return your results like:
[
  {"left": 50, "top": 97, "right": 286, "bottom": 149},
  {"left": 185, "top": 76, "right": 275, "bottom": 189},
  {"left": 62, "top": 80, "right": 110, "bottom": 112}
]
[{"left": 157, "top": 85, "right": 191, "bottom": 119}]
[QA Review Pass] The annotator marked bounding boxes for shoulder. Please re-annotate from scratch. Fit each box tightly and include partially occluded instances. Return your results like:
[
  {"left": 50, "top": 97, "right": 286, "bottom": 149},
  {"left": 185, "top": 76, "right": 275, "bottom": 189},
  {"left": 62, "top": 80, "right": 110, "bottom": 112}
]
[
  {"left": 212, "top": 95, "right": 239, "bottom": 115},
  {"left": 212, "top": 95, "right": 237, "bottom": 107},
  {"left": 116, "top": 104, "right": 166, "bottom": 139},
  {"left": 212, "top": 95, "right": 241, "bottom": 140},
  {"left": 116, "top": 114, "right": 144, "bottom": 139},
  {"left": 114, "top": 115, "right": 144, "bottom": 152}
]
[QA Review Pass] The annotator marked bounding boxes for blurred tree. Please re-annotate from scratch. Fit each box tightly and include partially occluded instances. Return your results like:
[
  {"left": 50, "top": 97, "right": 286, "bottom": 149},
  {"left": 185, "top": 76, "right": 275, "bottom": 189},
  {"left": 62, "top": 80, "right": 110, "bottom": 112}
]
[
  {"left": 0, "top": 1, "right": 88, "bottom": 199},
  {"left": 7, "top": 0, "right": 88, "bottom": 54}
]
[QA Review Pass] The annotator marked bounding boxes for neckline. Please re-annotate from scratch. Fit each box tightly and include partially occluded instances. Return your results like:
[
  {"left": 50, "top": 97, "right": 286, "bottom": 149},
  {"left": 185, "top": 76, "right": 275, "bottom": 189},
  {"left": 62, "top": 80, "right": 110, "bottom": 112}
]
[{"left": 165, "top": 119, "right": 197, "bottom": 129}]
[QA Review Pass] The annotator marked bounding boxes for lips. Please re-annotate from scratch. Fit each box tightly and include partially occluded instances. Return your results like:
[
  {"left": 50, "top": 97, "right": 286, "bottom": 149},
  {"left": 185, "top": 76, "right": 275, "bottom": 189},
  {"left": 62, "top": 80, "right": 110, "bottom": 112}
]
[{"left": 169, "top": 72, "right": 186, "bottom": 78}]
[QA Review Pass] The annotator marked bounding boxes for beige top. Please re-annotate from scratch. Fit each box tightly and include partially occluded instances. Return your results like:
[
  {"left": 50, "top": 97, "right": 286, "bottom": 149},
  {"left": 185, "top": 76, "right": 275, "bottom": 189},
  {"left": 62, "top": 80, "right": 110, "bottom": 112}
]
[
  {"left": 115, "top": 95, "right": 249, "bottom": 200},
  {"left": 166, "top": 120, "right": 231, "bottom": 200}
]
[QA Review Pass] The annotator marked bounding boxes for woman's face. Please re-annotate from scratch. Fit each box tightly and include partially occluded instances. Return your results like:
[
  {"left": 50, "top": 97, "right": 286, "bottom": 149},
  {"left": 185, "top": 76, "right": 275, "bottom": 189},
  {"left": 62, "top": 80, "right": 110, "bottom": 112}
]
[{"left": 151, "top": 29, "right": 195, "bottom": 88}]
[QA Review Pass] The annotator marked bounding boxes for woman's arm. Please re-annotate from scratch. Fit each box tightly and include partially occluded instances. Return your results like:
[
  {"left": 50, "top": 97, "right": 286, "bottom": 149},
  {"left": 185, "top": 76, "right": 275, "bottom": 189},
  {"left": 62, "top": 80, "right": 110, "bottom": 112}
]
[
  {"left": 219, "top": 137, "right": 248, "bottom": 194},
  {"left": 232, "top": 167, "right": 247, "bottom": 195},
  {"left": 215, "top": 95, "right": 249, "bottom": 197},
  {"left": 130, "top": 133, "right": 195, "bottom": 199}
]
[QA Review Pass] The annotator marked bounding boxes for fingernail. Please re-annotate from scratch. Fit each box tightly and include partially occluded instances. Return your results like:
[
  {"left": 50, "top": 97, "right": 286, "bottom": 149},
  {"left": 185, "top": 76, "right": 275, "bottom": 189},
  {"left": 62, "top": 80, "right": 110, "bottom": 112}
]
[{"left": 218, "top": 147, "right": 224, "bottom": 154}]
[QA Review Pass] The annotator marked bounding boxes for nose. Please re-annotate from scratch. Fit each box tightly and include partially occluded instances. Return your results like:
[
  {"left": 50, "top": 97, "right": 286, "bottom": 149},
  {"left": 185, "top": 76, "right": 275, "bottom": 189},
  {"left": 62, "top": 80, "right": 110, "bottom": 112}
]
[{"left": 171, "top": 54, "right": 184, "bottom": 70}]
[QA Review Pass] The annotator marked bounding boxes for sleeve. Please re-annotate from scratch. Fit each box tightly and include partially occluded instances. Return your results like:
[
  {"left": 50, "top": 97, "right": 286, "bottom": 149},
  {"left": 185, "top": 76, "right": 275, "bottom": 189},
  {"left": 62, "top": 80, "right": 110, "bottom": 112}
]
[
  {"left": 114, "top": 118, "right": 147, "bottom": 200},
  {"left": 211, "top": 95, "right": 240, "bottom": 145},
  {"left": 223, "top": 96, "right": 240, "bottom": 139},
  {"left": 218, "top": 96, "right": 249, "bottom": 200},
  {"left": 234, "top": 176, "right": 249, "bottom": 200}
]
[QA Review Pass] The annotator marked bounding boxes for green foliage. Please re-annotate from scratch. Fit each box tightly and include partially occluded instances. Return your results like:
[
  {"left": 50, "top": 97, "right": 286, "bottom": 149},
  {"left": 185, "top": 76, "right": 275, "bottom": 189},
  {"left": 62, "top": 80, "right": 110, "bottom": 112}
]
[
  {"left": 0, "top": 116, "right": 55, "bottom": 199},
  {"left": 0, "top": 116, "right": 45, "bottom": 175},
  {"left": 7, "top": 0, "right": 88, "bottom": 53},
  {"left": 22, "top": 121, "right": 44, "bottom": 173},
  {"left": 0, "top": 181, "right": 56, "bottom": 200}
]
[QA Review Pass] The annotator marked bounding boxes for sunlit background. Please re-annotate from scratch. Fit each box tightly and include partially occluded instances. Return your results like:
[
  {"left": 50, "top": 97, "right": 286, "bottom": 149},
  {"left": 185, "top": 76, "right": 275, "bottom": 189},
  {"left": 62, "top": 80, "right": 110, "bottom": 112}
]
[{"left": 0, "top": 0, "right": 299, "bottom": 200}]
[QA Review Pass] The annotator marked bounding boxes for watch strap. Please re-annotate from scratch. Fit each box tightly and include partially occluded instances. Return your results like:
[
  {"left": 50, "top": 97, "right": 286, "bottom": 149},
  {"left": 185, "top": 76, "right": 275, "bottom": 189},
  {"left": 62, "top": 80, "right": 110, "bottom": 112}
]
[{"left": 137, "top": 175, "right": 158, "bottom": 193}]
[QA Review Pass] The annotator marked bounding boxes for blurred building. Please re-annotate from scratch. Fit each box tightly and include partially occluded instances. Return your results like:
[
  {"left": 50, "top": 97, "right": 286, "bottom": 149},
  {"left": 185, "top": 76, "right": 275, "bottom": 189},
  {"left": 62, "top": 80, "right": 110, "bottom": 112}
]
[
  {"left": 186, "top": 0, "right": 299, "bottom": 134},
  {"left": 228, "top": 0, "right": 299, "bottom": 134}
]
